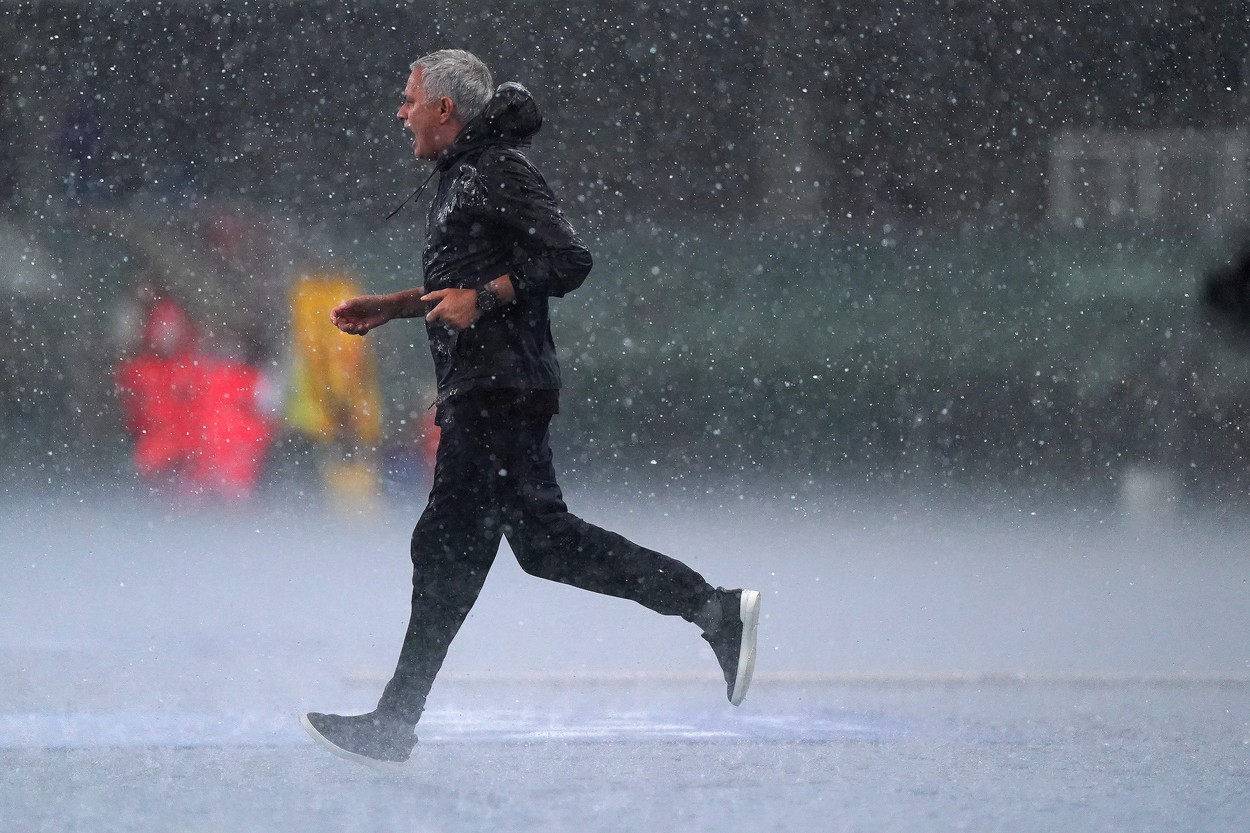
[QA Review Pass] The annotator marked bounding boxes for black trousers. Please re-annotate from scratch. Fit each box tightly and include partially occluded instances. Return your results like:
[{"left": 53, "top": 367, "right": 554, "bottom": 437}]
[{"left": 376, "top": 393, "right": 715, "bottom": 723}]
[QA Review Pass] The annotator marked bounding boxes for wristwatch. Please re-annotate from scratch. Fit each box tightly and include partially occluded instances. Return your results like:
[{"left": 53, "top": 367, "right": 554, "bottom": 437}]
[{"left": 475, "top": 286, "right": 502, "bottom": 314}]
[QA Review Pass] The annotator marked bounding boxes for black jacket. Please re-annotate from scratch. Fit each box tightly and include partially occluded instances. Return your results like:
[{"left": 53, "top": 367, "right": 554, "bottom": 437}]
[{"left": 421, "top": 82, "right": 592, "bottom": 404}]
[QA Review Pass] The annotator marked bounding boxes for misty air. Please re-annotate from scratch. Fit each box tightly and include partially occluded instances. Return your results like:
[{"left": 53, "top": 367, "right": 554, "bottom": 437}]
[{"left": 1, "top": 3, "right": 1248, "bottom": 832}]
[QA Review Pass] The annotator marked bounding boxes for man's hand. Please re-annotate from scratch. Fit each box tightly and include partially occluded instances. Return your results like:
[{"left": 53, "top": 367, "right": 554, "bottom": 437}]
[
  {"left": 422, "top": 288, "right": 481, "bottom": 332},
  {"left": 331, "top": 295, "right": 397, "bottom": 336},
  {"left": 423, "top": 276, "right": 516, "bottom": 331}
]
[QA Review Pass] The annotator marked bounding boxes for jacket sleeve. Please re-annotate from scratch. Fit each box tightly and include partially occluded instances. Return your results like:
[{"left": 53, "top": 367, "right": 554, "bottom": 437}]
[{"left": 474, "top": 150, "right": 592, "bottom": 299}]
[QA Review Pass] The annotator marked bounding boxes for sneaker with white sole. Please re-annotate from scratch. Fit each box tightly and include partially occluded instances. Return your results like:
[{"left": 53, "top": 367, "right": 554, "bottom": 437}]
[
  {"left": 300, "top": 710, "right": 416, "bottom": 766},
  {"left": 701, "top": 588, "right": 760, "bottom": 706}
]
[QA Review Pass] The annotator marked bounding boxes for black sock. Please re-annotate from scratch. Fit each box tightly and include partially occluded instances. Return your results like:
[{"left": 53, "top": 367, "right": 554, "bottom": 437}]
[{"left": 693, "top": 589, "right": 724, "bottom": 633}]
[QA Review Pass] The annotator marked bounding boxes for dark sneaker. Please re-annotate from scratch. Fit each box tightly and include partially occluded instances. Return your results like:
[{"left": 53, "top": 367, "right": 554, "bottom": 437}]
[
  {"left": 300, "top": 710, "right": 416, "bottom": 766},
  {"left": 701, "top": 588, "right": 761, "bottom": 706}
]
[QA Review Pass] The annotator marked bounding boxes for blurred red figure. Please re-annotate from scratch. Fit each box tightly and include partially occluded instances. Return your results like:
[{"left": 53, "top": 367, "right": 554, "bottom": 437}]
[{"left": 115, "top": 297, "right": 273, "bottom": 498}]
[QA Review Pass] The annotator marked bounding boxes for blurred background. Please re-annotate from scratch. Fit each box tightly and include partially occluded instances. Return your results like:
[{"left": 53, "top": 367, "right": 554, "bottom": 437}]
[
  {"left": 4, "top": 12, "right": 1250, "bottom": 830},
  {"left": 2, "top": 0, "right": 1250, "bottom": 515}
]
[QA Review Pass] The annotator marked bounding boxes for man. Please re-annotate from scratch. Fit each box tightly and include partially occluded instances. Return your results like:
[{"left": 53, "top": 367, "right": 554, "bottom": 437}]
[{"left": 301, "top": 50, "right": 760, "bottom": 765}]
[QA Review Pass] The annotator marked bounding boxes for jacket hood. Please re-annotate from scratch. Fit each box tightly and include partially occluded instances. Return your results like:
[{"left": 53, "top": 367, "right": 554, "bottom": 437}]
[{"left": 439, "top": 82, "right": 542, "bottom": 168}]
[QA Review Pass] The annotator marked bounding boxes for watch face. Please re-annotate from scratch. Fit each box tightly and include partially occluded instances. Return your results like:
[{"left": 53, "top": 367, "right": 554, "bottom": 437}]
[{"left": 476, "top": 289, "right": 499, "bottom": 312}]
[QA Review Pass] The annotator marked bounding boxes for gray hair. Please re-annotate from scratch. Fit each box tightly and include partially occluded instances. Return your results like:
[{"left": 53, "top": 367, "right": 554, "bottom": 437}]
[{"left": 411, "top": 50, "right": 494, "bottom": 124}]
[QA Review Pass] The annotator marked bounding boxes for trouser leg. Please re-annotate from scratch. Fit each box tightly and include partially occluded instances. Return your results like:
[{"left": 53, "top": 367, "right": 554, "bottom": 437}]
[
  {"left": 378, "top": 405, "right": 719, "bottom": 724},
  {"left": 506, "top": 419, "right": 715, "bottom": 621},
  {"left": 375, "top": 409, "right": 509, "bottom": 724}
]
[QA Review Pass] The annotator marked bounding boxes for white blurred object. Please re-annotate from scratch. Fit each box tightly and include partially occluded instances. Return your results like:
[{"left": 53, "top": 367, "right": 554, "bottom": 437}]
[
  {"left": 254, "top": 367, "right": 285, "bottom": 417},
  {"left": 1118, "top": 465, "right": 1180, "bottom": 527},
  {"left": 0, "top": 221, "right": 60, "bottom": 297}
]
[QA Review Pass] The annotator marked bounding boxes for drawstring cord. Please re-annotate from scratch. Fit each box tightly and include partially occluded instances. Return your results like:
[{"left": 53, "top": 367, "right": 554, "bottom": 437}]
[{"left": 383, "top": 166, "right": 438, "bottom": 223}]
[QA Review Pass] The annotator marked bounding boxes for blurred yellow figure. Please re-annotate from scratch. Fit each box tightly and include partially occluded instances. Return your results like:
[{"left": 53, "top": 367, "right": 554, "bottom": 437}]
[{"left": 288, "top": 274, "right": 383, "bottom": 512}]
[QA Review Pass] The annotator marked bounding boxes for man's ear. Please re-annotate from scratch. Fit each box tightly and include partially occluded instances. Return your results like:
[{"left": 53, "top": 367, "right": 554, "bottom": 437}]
[{"left": 437, "top": 96, "right": 456, "bottom": 124}]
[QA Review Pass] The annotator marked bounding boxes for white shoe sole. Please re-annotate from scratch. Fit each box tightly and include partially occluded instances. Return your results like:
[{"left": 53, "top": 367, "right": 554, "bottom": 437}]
[
  {"left": 730, "top": 590, "right": 760, "bottom": 706},
  {"left": 299, "top": 713, "right": 407, "bottom": 771}
]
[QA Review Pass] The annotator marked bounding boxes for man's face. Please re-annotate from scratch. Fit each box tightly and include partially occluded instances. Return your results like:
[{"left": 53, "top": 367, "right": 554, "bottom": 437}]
[{"left": 398, "top": 67, "right": 446, "bottom": 161}]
